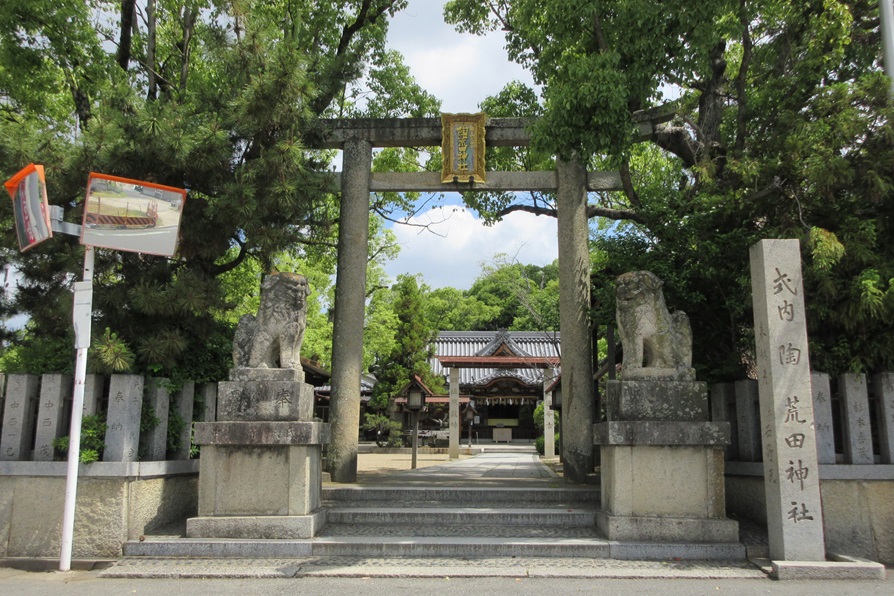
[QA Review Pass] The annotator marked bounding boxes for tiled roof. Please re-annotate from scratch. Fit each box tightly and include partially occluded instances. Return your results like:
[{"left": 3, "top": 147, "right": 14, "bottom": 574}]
[{"left": 432, "top": 330, "right": 561, "bottom": 388}]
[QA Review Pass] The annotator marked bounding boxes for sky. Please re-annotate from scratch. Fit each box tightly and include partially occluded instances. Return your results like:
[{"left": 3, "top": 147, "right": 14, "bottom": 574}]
[{"left": 376, "top": 1, "right": 558, "bottom": 289}]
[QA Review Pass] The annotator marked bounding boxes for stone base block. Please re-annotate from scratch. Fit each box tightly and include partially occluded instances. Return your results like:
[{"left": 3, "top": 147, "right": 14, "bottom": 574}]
[
  {"left": 600, "top": 445, "right": 727, "bottom": 518},
  {"left": 194, "top": 421, "right": 329, "bottom": 445},
  {"left": 771, "top": 554, "right": 886, "bottom": 580},
  {"left": 217, "top": 379, "right": 313, "bottom": 421},
  {"left": 229, "top": 367, "right": 304, "bottom": 383},
  {"left": 186, "top": 510, "right": 326, "bottom": 539},
  {"left": 198, "top": 444, "right": 322, "bottom": 516},
  {"left": 596, "top": 510, "right": 740, "bottom": 543},
  {"left": 594, "top": 421, "right": 730, "bottom": 446},
  {"left": 605, "top": 380, "right": 708, "bottom": 421}
]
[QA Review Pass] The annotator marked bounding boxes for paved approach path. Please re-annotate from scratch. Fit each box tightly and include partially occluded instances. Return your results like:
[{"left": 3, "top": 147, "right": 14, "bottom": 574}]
[{"left": 347, "top": 446, "right": 562, "bottom": 487}]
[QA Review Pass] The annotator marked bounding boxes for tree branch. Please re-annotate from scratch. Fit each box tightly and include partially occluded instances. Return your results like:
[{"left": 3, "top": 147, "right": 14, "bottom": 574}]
[
  {"left": 619, "top": 159, "right": 641, "bottom": 208},
  {"left": 652, "top": 125, "right": 699, "bottom": 168},
  {"left": 735, "top": 1, "right": 753, "bottom": 154},
  {"left": 208, "top": 237, "right": 248, "bottom": 276},
  {"left": 586, "top": 205, "right": 645, "bottom": 224},
  {"left": 492, "top": 203, "right": 645, "bottom": 225}
]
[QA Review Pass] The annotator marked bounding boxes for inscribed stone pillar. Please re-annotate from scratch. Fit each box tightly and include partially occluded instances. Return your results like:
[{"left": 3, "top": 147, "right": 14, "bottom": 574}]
[
  {"left": 33, "top": 373, "right": 72, "bottom": 461},
  {"left": 328, "top": 138, "right": 371, "bottom": 483},
  {"left": 0, "top": 374, "right": 40, "bottom": 461},
  {"left": 810, "top": 372, "right": 836, "bottom": 464},
  {"left": 82, "top": 374, "right": 104, "bottom": 417},
  {"left": 710, "top": 382, "right": 739, "bottom": 461},
  {"left": 449, "top": 367, "right": 459, "bottom": 459},
  {"left": 750, "top": 239, "right": 825, "bottom": 561},
  {"left": 198, "top": 383, "right": 218, "bottom": 422},
  {"left": 141, "top": 378, "right": 171, "bottom": 461},
  {"left": 872, "top": 373, "right": 894, "bottom": 464},
  {"left": 839, "top": 373, "right": 874, "bottom": 464},
  {"left": 556, "top": 156, "right": 594, "bottom": 482},
  {"left": 104, "top": 374, "right": 144, "bottom": 462},
  {"left": 172, "top": 381, "right": 195, "bottom": 460},
  {"left": 734, "top": 380, "right": 762, "bottom": 462},
  {"left": 543, "top": 369, "right": 556, "bottom": 459}
]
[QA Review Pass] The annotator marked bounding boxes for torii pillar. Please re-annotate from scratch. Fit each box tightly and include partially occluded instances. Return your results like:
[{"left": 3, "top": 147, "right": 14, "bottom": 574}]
[
  {"left": 556, "top": 156, "right": 594, "bottom": 482},
  {"left": 328, "top": 138, "right": 371, "bottom": 483}
]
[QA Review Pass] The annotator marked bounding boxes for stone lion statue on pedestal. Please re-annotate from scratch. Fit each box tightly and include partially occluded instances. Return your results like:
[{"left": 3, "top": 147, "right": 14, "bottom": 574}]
[
  {"left": 233, "top": 272, "right": 309, "bottom": 370},
  {"left": 615, "top": 271, "right": 694, "bottom": 380}
]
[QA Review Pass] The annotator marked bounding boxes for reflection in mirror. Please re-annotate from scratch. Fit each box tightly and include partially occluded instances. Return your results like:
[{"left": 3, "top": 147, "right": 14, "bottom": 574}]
[
  {"left": 80, "top": 173, "right": 186, "bottom": 257},
  {"left": 4, "top": 163, "right": 52, "bottom": 252}
]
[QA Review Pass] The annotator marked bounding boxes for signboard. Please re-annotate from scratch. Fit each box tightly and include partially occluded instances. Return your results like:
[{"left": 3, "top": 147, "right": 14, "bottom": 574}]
[
  {"left": 80, "top": 173, "right": 186, "bottom": 257},
  {"left": 4, "top": 163, "right": 52, "bottom": 252},
  {"left": 441, "top": 112, "right": 487, "bottom": 183}
]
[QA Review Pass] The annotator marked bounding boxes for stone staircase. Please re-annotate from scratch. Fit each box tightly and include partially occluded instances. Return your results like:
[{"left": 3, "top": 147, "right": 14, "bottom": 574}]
[
  {"left": 122, "top": 482, "right": 746, "bottom": 561},
  {"left": 313, "top": 485, "right": 607, "bottom": 558}
]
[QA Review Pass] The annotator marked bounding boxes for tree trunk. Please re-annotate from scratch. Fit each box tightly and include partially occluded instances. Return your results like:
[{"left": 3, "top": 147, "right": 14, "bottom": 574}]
[
  {"left": 147, "top": 0, "right": 157, "bottom": 100},
  {"left": 117, "top": 0, "right": 137, "bottom": 71}
]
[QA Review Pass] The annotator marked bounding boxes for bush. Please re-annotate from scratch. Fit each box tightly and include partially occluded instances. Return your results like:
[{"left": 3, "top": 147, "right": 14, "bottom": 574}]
[{"left": 53, "top": 414, "right": 107, "bottom": 463}]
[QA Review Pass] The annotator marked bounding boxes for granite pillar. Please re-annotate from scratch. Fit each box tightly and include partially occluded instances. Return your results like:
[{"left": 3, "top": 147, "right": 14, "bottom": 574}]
[
  {"left": 839, "top": 373, "right": 874, "bottom": 465},
  {"left": 750, "top": 239, "right": 825, "bottom": 562},
  {"left": 82, "top": 374, "right": 104, "bottom": 417},
  {"left": 172, "top": 381, "right": 195, "bottom": 460},
  {"left": 197, "top": 383, "right": 218, "bottom": 423},
  {"left": 556, "top": 156, "right": 594, "bottom": 482},
  {"left": 328, "top": 138, "right": 371, "bottom": 483},
  {"left": 811, "top": 372, "right": 836, "bottom": 465},
  {"left": 103, "top": 375, "right": 144, "bottom": 462},
  {"left": 140, "top": 378, "right": 170, "bottom": 461},
  {"left": 33, "top": 374, "right": 72, "bottom": 461},
  {"left": 872, "top": 373, "right": 894, "bottom": 464},
  {"left": 735, "top": 380, "right": 762, "bottom": 462},
  {"left": 710, "top": 382, "right": 739, "bottom": 461},
  {"left": 0, "top": 374, "right": 40, "bottom": 461},
  {"left": 449, "top": 367, "right": 460, "bottom": 459},
  {"left": 543, "top": 369, "right": 556, "bottom": 459}
]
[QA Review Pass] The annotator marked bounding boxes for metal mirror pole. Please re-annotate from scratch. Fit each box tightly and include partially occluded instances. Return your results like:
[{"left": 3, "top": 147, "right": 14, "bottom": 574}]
[{"left": 49, "top": 205, "right": 92, "bottom": 572}]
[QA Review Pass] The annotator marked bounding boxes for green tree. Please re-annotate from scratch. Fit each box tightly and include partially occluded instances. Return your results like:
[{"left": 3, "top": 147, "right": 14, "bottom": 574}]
[
  {"left": 0, "top": 1, "right": 430, "bottom": 380},
  {"left": 446, "top": 1, "right": 894, "bottom": 378},
  {"left": 369, "top": 274, "right": 442, "bottom": 410}
]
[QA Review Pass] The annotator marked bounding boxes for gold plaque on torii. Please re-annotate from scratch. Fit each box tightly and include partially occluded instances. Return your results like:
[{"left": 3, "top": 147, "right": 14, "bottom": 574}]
[{"left": 441, "top": 113, "right": 486, "bottom": 184}]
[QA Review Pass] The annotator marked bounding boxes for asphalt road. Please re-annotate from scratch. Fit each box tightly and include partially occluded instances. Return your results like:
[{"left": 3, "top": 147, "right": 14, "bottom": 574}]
[{"left": 1, "top": 568, "right": 892, "bottom": 596}]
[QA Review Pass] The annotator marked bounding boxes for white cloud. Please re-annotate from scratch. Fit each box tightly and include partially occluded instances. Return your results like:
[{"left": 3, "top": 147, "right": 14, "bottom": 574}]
[
  {"left": 375, "top": 2, "right": 551, "bottom": 290},
  {"left": 384, "top": 206, "right": 558, "bottom": 290},
  {"left": 387, "top": 1, "right": 536, "bottom": 113}
]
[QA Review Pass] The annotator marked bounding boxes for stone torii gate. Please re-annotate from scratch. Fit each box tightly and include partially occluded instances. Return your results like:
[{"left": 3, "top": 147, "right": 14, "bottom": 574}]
[{"left": 308, "top": 111, "right": 673, "bottom": 483}]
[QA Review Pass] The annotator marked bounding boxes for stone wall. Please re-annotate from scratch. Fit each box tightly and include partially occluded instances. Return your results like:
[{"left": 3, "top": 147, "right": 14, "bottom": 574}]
[
  {"left": 725, "top": 473, "right": 894, "bottom": 565},
  {"left": 714, "top": 372, "right": 894, "bottom": 564},
  {"left": 0, "top": 462, "right": 197, "bottom": 557},
  {"left": 0, "top": 372, "right": 211, "bottom": 558}
]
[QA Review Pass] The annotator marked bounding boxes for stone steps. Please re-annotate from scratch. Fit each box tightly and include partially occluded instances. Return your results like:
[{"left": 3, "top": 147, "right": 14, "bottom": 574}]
[
  {"left": 325, "top": 507, "right": 598, "bottom": 527},
  {"left": 120, "top": 484, "right": 745, "bottom": 561},
  {"left": 322, "top": 486, "right": 601, "bottom": 504},
  {"left": 316, "top": 523, "right": 605, "bottom": 538}
]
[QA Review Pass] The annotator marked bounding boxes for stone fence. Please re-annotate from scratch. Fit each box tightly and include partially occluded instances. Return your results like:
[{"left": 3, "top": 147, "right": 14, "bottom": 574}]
[
  {"left": 0, "top": 373, "right": 218, "bottom": 463},
  {"left": 711, "top": 372, "right": 894, "bottom": 564},
  {"left": 0, "top": 372, "right": 218, "bottom": 558}
]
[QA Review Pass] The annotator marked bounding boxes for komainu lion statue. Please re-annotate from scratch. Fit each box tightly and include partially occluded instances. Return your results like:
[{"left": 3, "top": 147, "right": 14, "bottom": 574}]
[
  {"left": 233, "top": 272, "right": 309, "bottom": 370},
  {"left": 615, "top": 271, "right": 694, "bottom": 380}
]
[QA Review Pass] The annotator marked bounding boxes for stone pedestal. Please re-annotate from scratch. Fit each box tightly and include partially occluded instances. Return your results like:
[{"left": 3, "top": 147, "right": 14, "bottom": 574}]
[
  {"left": 594, "top": 380, "right": 739, "bottom": 543},
  {"left": 187, "top": 368, "right": 329, "bottom": 539}
]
